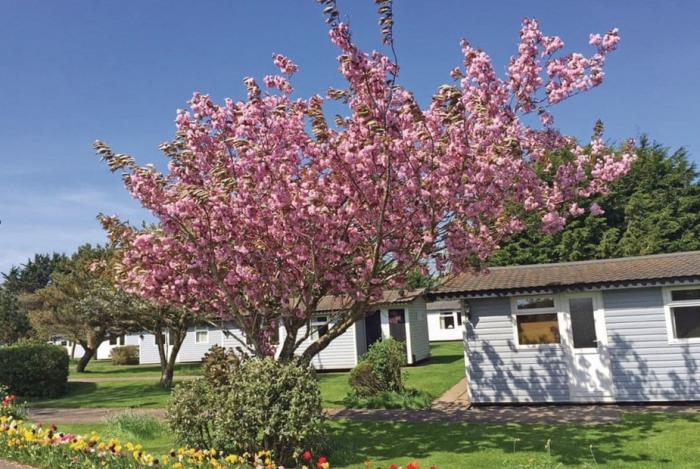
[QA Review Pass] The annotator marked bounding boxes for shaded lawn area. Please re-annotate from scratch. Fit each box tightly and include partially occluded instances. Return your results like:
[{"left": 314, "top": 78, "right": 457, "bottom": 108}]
[
  {"left": 40, "top": 341, "right": 465, "bottom": 409},
  {"left": 31, "top": 381, "right": 172, "bottom": 408},
  {"left": 68, "top": 360, "right": 202, "bottom": 379},
  {"left": 55, "top": 412, "right": 700, "bottom": 468}
]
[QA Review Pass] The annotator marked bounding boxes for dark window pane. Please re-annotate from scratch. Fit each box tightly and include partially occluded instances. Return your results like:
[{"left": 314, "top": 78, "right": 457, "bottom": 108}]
[
  {"left": 440, "top": 313, "right": 455, "bottom": 329},
  {"left": 570, "top": 297, "right": 597, "bottom": 348},
  {"left": 389, "top": 309, "right": 405, "bottom": 324},
  {"left": 456, "top": 312, "right": 463, "bottom": 325},
  {"left": 516, "top": 313, "right": 560, "bottom": 345},
  {"left": 109, "top": 336, "right": 117, "bottom": 345},
  {"left": 673, "top": 306, "right": 700, "bottom": 339},
  {"left": 516, "top": 297, "right": 555, "bottom": 310},
  {"left": 671, "top": 289, "right": 700, "bottom": 302}
]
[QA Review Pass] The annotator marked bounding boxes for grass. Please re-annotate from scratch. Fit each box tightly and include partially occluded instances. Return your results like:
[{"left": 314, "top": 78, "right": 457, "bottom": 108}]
[
  {"left": 31, "top": 381, "right": 173, "bottom": 408},
  {"left": 45, "top": 412, "right": 700, "bottom": 468},
  {"left": 37, "top": 341, "right": 465, "bottom": 409},
  {"left": 333, "top": 411, "right": 700, "bottom": 468},
  {"left": 68, "top": 359, "right": 202, "bottom": 379}
]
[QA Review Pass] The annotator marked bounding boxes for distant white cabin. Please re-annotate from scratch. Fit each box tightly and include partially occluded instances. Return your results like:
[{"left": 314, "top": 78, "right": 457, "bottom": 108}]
[
  {"left": 51, "top": 289, "right": 432, "bottom": 371},
  {"left": 426, "top": 300, "right": 465, "bottom": 341},
  {"left": 51, "top": 334, "right": 139, "bottom": 360}
]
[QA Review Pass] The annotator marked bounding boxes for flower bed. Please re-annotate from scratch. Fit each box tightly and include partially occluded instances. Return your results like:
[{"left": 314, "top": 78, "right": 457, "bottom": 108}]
[
  {"left": 0, "top": 416, "right": 326, "bottom": 468},
  {"left": 0, "top": 388, "right": 27, "bottom": 420},
  {"left": 0, "top": 416, "right": 438, "bottom": 469}
]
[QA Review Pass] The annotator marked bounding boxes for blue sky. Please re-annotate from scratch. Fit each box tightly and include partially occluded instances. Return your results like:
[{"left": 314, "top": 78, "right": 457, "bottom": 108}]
[{"left": 1, "top": 1, "right": 699, "bottom": 274}]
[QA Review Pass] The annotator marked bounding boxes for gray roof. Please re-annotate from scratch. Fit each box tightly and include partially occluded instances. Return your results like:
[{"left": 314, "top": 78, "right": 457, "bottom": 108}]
[{"left": 433, "top": 251, "right": 700, "bottom": 298}]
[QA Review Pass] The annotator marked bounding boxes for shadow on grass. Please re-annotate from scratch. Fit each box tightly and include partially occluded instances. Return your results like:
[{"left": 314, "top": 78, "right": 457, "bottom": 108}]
[
  {"left": 329, "top": 412, "right": 699, "bottom": 467},
  {"left": 29, "top": 381, "right": 172, "bottom": 408}
]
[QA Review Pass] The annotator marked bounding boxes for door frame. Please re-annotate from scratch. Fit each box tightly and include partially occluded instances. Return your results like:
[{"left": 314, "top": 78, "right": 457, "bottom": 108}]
[{"left": 560, "top": 291, "right": 614, "bottom": 402}]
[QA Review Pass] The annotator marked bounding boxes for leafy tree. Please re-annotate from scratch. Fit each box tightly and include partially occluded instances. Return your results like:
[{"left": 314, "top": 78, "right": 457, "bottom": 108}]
[
  {"left": 23, "top": 245, "right": 140, "bottom": 372},
  {"left": 490, "top": 137, "right": 700, "bottom": 265},
  {"left": 0, "top": 253, "right": 67, "bottom": 343},
  {"left": 95, "top": 2, "right": 631, "bottom": 361}
]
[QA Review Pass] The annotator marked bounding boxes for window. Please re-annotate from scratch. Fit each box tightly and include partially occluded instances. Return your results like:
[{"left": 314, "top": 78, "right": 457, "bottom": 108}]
[
  {"left": 168, "top": 330, "right": 176, "bottom": 346},
  {"left": 310, "top": 316, "right": 329, "bottom": 340},
  {"left": 516, "top": 296, "right": 555, "bottom": 310},
  {"left": 439, "top": 312, "right": 455, "bottom": 329},
  {"left": 667, "top": 287, "right": 700, "bottom": 341},
  {"left": 516, "top": 314, "right": 561, "bottom": 345},
  {"left": 195, "top": 326, "right": 209, "bottom": 344},
  {"left": 109, "top": 335, "right": 125, "bottom": 346},
  {"left": 569, "top": 297, "right": 598, "bottom": 348},
  {"left": 456, "top": 312, "right": 463, "bottom": 326}
]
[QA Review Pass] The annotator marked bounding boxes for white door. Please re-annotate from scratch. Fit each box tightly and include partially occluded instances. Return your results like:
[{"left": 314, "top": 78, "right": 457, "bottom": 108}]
[{"left": 562, "top": 293, "right": 614, "bottom": 402}]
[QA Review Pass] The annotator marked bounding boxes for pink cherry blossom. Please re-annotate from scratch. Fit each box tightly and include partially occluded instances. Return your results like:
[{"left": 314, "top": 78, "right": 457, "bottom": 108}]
[{"left": 96, "top": 15, "right": 633, "bottom": 360}]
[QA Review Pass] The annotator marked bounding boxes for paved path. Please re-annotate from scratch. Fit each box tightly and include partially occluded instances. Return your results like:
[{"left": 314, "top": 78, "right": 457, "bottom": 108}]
[
  {"left": 0, "top": 460, "right": 34, "bottom": 469},
  {"left": 67, "top": 376, "right": 198, "bottom": 383},
  {"left": 432, "top": 377, "right": 469, "bottom": 411},
  {"left": 29, "top": 407, "right": 165, "bottom": 425}
]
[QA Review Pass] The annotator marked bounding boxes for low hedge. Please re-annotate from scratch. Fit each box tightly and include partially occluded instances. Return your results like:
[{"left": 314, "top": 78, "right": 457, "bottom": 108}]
[
  {"left": 0, "top": 343, "right": 69, "bottom": 398},
  {"left": 110, "top": 345, "right": 139, "bottom": 365}
]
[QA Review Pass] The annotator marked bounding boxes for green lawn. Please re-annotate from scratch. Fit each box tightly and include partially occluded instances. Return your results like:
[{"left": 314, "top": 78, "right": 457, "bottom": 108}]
[
  {"left": 40, "top": 341, "right": 465, "bottom": 409},
  {"left": 55, "top": 412, "right": 700, "bottom": 468},
  {"left": 69, "top": 360, "right": 202, "bottom": 379}
]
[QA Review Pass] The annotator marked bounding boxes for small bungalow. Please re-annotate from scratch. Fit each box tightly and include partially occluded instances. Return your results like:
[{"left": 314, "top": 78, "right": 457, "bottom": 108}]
[
  {"left": 432, "top": 251, "right": 700, "bottom": 404},
  {"left": 60, "top": 289, "right": 431, "bottom": 371},
  {"left": 426, "top": 300, "right": 464, "bottom": 341},
  {"left": 51, "top": 334, "right": 138, "bottom": 360},
  {"left": 281, "top": 289, "right": 431, "bottom": 370}
]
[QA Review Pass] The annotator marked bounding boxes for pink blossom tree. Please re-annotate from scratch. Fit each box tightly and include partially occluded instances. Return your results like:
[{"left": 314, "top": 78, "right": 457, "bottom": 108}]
[{"left": 96, "top": 1, "right": 633, "bottom": 362}]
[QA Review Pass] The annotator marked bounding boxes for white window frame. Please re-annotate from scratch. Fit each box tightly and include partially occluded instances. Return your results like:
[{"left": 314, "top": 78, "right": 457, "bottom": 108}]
[
  {"left": 439, "top": 311, "right": 456, "bottom": 330},
  {"left": 663, "top": 284, "right": 700, "bottom": 344},
  {"left": 510, "top": 295, "right": 563, "bottom": 349},
  {"left": 194, "top": 326, "right": 209, "bottom": 344}
]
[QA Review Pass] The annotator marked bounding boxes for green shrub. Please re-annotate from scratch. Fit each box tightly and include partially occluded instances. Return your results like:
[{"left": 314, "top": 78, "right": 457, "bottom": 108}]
[
  {"left": 167, "top": 357, "right": 326, "bottom": 465},
  {"left": 104, "top": 410, "right": 165, "bottom": 440},
  {"left": 348, "top": 361, "right": 383, "bottom": 397},
  {"left": 350, "top": 338, "right": 406, "bottom": 395},
  {"left": 0, "top": 343, "right": 68, "bottom": 398},
  {"left": 166, "top": 378, "right": 217, "bottom": 450},
  {"left": 110, "top": 345, "right": 139, "bottom": 365}
]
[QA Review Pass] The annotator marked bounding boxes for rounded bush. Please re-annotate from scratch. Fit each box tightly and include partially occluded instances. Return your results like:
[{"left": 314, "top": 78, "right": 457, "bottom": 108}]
[
  {"left": 110, "top": 345, "right": 139, "bottom": 365},
  {"left": 167, "top": 357, "right": 326, "bottom": 465},
  {"left": 0, "top": 343, "right": 69, "bottom": 398},
  {"left": 348, "top": 361, "right": 383, "bottom": 397},
  {"left": 352, "top": 338, "right": 406, "bottom": 395}
]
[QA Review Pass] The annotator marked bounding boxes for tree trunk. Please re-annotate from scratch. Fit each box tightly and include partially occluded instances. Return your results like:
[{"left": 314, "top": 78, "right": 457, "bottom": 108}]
[
  {"left": 75, "top": 346, "right": 96, "bottom": 372},
  {"left": 70, "top": 342, "right": 76, "bottom": 359},
  {"left": 300, "top": 302, "right": 368, "bottom": 363},
  {"left": 75, "top": 331, "right": 106, "bottom": 373},
  {"left": 159, "top": 326, "right": 186, "bottom": 389}
]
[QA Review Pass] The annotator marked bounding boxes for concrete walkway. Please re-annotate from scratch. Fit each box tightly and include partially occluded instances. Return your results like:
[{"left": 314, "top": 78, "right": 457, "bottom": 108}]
[
  {"left": 28, "top": 403, "right": 700, "bottom": 426},
  {"left": 0, "top": 460, "right": 34, "bottom": 469},
  {"left": 432, "top": 377, "right": 469, "bottom": 411},
  {"left": 67, "top": 376, "right": 197, "bottom": 383},
  {"left": 29, "top": 407, "right": 165, "bottom": 425}
]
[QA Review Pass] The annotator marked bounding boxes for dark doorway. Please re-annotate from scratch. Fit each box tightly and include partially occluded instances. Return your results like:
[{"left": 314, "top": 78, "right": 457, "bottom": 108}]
[
  {"left": 365, "top": 310, "right": 382, "bottom": 350},
  {"left": 389, "top": 309, "right": 406, "bottom": 343}
]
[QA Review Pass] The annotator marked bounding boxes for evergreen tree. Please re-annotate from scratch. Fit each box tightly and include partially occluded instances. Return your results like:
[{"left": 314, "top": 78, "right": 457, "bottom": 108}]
[
  {"left": 490, "top": 137, "right": 700, "bottom": 265},
  {"left": 0, "top": 252, "right": 67, "bottom": 343}
]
